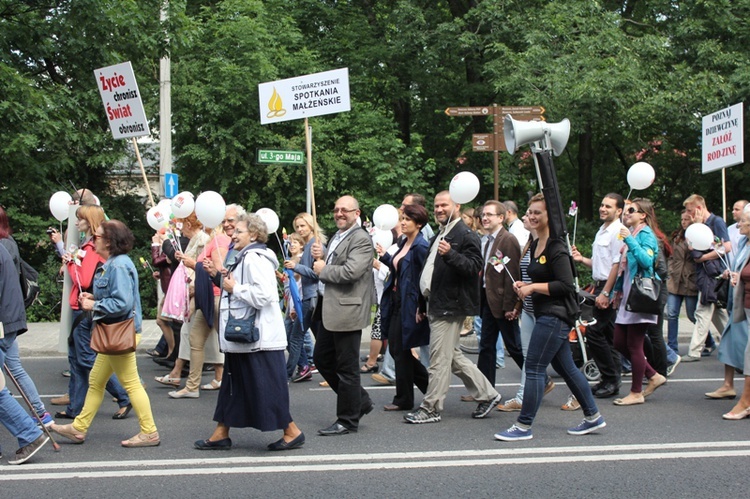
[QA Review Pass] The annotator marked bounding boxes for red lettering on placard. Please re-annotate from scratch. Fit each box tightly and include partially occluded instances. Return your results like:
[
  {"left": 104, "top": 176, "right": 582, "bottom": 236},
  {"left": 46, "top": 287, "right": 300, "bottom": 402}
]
[
  {"left": 99, "top": 72, "right": 128, "bottom": 93},
  {"left": 711, "top": 132, "right": 732, "bottom": 147},
  {"left": 106, "top": 103, "right": 133, "bottom": 121}
]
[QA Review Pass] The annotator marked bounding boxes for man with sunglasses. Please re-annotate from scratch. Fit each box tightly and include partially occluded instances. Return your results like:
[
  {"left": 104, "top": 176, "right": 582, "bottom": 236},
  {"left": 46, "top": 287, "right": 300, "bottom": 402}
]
[
  {"left": 312, "top": 196, "right": 375, "bottom": 435},
  {"left": 571, "top": 193, "right": 625, "bottom": 398}
]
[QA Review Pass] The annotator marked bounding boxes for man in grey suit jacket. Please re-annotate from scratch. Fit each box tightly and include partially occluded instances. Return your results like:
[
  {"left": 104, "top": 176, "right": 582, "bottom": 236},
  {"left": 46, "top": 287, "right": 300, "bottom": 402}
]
[{"left": 312, "top": 195, "right": 375, "bottom": 435}]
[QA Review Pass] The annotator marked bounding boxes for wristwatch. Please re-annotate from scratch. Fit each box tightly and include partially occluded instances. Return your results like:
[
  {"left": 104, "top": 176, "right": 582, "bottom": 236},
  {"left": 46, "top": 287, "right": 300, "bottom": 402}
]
[{"left": 601, "top": 290, "right": 610, "bottom": 298}]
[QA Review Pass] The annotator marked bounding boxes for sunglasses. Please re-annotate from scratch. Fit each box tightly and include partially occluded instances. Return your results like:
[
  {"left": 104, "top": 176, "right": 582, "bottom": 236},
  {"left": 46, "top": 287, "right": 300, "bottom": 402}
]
[{"left": 626, "top": 207, "right": 643, "bottom": 214}]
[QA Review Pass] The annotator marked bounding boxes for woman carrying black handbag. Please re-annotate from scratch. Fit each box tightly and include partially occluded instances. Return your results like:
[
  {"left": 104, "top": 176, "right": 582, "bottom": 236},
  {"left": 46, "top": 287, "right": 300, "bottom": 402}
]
[{"left": 611, "top": 198, "right": 667, "bottom": 406}]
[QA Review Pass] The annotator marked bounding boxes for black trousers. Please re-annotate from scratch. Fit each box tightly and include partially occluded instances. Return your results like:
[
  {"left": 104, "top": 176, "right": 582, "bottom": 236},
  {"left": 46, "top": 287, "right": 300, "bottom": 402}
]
[
  {"left": 586, "top": 282, "right": 621, "bottom": 385},
  {"left": 644, "top": 288, "right": 669, "bottom": 377},
  {"left": 478, "top": 292, "right": 522, "bottom": 386},
  {"left": 312, "top": 297, "right": 372, "bottom": 430},
  {"left": 387, "top": 290, "right": 428, "bottom": 409}
]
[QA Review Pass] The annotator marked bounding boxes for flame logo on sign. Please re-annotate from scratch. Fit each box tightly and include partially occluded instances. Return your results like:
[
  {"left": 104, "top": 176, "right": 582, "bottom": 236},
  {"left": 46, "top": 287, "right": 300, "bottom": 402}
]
[{"left": 267, "top": 87, "right": 287, "bottom": 118}]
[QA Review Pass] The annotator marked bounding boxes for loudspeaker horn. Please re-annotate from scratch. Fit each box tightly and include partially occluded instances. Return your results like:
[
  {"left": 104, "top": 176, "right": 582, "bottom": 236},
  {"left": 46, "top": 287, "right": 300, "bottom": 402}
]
[{"left": 503, "top": 115, "right": 571, "bottom": 156}]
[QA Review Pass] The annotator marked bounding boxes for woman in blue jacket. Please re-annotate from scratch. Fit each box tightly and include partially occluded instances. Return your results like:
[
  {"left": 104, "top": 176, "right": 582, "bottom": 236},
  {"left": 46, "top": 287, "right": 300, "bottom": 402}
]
[
  {"left": 612, "top": 198, "right": 667, "bottom": 406},
  {"left": 376, "top": 204, "right": 430, "bottom": 411}
]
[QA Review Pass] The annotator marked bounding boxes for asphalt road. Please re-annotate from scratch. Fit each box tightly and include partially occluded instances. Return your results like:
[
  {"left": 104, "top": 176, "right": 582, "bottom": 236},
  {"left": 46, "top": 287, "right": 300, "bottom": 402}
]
[{"left": 1, "top": 349, "right": 749, "bottom": 498}]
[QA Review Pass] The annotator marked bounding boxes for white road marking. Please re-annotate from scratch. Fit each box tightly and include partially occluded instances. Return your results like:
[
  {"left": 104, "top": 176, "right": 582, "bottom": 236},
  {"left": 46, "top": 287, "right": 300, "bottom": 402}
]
[{"left": 2, "top": 441, "right": 749, "bottom": 480}]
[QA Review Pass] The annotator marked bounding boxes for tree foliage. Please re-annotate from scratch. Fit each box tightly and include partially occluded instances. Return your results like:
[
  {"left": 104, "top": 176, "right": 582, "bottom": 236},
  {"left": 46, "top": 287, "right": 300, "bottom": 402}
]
[{"left": 2, "top": 0, "right": 749, "bottom": 319}]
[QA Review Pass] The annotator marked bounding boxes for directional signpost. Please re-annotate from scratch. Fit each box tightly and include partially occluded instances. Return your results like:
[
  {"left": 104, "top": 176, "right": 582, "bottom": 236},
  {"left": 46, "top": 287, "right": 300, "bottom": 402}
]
[
  {"left": 257, "top": 149, "right": 305, "bottom": 165},
  {"left": 445, "top": 104, "right": 545, "bottom": 200},
  {"left": 164, "top": 172, "right": 179, "bottom": 198}
]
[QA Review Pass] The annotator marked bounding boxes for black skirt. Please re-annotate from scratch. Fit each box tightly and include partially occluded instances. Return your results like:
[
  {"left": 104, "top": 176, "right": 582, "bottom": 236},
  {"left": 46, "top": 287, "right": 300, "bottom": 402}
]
[{"left": 213, "top": 350, "right": 293, "bottom": 432}]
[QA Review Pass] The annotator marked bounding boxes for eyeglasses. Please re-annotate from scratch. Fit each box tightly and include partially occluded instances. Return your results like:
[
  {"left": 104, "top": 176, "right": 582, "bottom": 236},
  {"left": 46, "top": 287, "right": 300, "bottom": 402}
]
[
  {"left": 626, "top": 207, "right": 643, "bottom": 214},
  {"left": 482, "top": 213, "right": 499, "bottom": 219},
  {"left": 332, "top": 208, "right": 357, "bottom": 214}
]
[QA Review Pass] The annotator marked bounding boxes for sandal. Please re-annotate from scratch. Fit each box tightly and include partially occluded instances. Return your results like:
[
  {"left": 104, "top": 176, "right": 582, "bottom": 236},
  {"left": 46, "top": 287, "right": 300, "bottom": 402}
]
[
  {"left": 201, "top": 379, "right": 222, "bottom": 391},
  {"left": 51, "top": 423, "right": 86, "bottom": 444},
  {"left": 155, "top": 375, "right": 181, "bottom": 387},
  {"left": 121, "top": 431, "right": 160, "bottom": 448},
  {"left": 360, "top": 363, "right": 379, "bottom": 374}
]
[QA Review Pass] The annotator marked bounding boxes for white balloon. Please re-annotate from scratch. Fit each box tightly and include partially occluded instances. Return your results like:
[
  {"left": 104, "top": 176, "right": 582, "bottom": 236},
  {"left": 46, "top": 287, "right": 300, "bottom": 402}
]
[
  {"left": 449, "top": 171, "right": 480, "bottom": 204},
  {"left": 256, "top": 207, "right": 280, "bottom": 233},
  {"left": 685, "top": 223, "right": 714, "bottom": 251},
  {"left": 372, "top": 204, "right": 400, "bottom": 231},
  {"left": 92, "top": 195, "right": 101, "bottom": 206},
  {"left": 171, "top": 191, "right": 195, "bottom": 218},
  {"left": 370, "top": 227, "right": 393, "bottom": 250},
  {"left": 49, "top": 191, "right": 72, "bottom": 221},
  {"left": 627, "top": 162, "right": 655, "bottom": 190},
  {"left": 194, "top": 191, "right": 226, "bottom": 228},
  {"left": 146, "top": 206, "right": 161, "bottom": 231},
  {"left": 154, "top": 199, "right": 173, "bottom": 225}
]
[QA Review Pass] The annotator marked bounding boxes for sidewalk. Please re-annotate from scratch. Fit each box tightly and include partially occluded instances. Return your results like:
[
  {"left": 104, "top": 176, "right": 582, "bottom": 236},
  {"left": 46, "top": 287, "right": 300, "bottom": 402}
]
[{"left": 17, "top": 316, "right": 699, "bottom": 357}]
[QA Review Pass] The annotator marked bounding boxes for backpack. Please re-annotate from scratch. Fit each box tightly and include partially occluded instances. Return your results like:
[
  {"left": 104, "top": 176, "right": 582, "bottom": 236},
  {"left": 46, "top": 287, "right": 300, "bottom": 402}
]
[{"left": 19, "top": 258, "right": 40, "bottom": 308}]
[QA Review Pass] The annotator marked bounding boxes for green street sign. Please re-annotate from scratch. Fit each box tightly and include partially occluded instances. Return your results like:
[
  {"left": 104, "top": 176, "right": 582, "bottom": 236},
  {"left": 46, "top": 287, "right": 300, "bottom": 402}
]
[{"left": 257, "top": 149, "right": 305, "bottom": 164}]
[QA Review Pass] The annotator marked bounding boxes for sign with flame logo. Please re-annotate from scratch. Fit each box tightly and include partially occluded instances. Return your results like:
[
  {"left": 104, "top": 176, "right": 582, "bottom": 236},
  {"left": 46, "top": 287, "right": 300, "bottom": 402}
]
[{"left": 258, "top": 68, "right": 350, "bottom": 125}]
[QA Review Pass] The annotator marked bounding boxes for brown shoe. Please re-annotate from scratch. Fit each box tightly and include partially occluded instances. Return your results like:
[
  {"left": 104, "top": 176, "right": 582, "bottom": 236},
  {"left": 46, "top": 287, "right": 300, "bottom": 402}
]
[
  {"left": 50, "top": 423, "right": 86, "bottom": 444},
  {"left": 497, "top": 398, "right": 523, "bottom": 412},
  {"left": 561, "top": 395, "right": 581, "bottom": 411},
  {"left": 460, "top": 394, "right": 475, "bottom": 402},
  {"left": 121, "top": 431, "right": 160, "bottom": 448},
  {"left": 384, "top": 404, "right": 408, "bottom": 411},
  {"left": 51, "top": 394, "right": 70, "bottom": 406},
  {"left": 544, "top": 380, "right": 555, "bottom": 396}
]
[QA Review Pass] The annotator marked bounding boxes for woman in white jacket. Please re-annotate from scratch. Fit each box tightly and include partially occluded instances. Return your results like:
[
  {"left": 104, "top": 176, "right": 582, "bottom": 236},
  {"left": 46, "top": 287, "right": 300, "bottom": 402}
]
[{"left": 194, "top": 213, "right": 304, "bottom": 451}]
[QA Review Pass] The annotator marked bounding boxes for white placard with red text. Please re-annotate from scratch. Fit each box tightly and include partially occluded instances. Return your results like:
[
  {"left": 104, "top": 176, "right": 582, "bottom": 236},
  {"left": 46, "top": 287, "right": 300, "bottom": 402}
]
[
  {"left": 94, "top": 61, "right": 151, "bottom": 139},
  {"left": 702, "top": 103, "right": 744, "bottom": 173}
]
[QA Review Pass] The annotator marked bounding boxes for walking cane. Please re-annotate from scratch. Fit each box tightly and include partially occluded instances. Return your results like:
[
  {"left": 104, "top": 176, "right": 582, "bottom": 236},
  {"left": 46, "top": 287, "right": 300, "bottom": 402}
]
[{"left": 2, "top": 365, "right": 61, "bottom": 451}]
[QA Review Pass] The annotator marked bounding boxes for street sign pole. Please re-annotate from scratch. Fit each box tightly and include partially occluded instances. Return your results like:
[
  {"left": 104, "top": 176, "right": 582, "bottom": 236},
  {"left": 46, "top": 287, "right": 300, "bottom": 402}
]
[
  {"left": 493, "top": 104, "right": 499, "bottom": 201},
  {"left": 446, "top": 104, "right": 545, "bottom": 202}
]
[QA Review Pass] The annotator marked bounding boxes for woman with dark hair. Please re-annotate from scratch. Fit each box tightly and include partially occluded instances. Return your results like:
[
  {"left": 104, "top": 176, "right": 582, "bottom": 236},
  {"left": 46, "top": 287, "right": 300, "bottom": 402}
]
[
  {"left": 0, "top": 206, "right": 56, "bottom": 426},
  {"left": 376, "top": 204, "right": 431, "bottom": 411},
  {"left": 666, "top": 211, "right": 698, "bottom": 366},
  {"left": 611, "top": 198, "right": 667, "bottom": 406},
  {"left": 51, "top": 220, "right": 160, "bottom": 447},
  {"left": 195, "top": 213, "right": 303, "bottom": 450},
  {"left": 57, "top": 205, "right": 130, "bottom": 420},
  {"left": 496, "top": 194, "right": 605, "bottom": 441},
  {"left": 639, "top": 201, "right": 672, "bottom": 378}
]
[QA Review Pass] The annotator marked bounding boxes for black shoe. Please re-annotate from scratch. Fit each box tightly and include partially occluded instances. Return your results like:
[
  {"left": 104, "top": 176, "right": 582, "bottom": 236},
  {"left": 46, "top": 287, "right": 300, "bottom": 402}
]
[
  {"left": 593, "top": 382, "right": 620, "bottom": 398},
  {"left": 267, "top": 433, "right": 305, "bottom": 451},
  {"left": 194, "top": 437, "right": 232, "bottom": 450},
  {"left": 701, "top": 345, "right": 716, "bottom": 357},
  {"left": 146, "top": 348, "right": 166, "bottom": 358},
  {"left": 360, "top": 402, "right": 374, "bottom": 418},
  {"left": 471, "top": 394, "right": 503, "bottom": 419},
  {"left": 112, "top": 404, "right": 132, "bottom": 420},
  {"left": 318, "top": 422, "right": 355, "bottom": 436},
  {"left": 54, "top": 411, "right": 75, "bottom": 420},
  {"left": 153, "top": 357, "right": 175, "bottom": 369}
]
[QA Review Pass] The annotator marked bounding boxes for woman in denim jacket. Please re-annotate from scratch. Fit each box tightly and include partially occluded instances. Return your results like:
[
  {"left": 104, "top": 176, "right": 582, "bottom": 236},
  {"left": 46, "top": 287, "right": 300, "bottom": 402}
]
[
  {"left": 612, "top": 198, "right": 667, "bottom": 406},
  {"left": 52, "top": 220, "right": 160, "bottom": 447}
]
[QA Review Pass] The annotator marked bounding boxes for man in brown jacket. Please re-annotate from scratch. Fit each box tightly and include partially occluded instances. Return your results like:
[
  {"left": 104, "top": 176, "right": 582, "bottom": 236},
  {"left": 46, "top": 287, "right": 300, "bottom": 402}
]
[{"left": 477, "top": 200, "right": 522, "bottom": 387}]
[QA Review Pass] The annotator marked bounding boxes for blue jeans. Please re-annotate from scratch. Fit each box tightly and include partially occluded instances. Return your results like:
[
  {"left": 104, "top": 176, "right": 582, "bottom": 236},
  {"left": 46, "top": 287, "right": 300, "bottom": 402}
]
[
  {"left": 0, "top": 332, "right": 42, "bottom": 448},
  {"left": 666, "top": 293, "right": 698, "bottom": 354},
  {"left": 515, "top": 310, "right": 536, "bottom": 401},
  {"left": 3, "top": 335, "right": 45, "bottom": 417},
  {"left": 68, "top": 311, "right": 130, "bottom": 416},
  {"left": 518, "top": 315, "right": 599, "bottom": 426},
  {"left": 286, "top": 298, "right": 313, "bottom": 377}
]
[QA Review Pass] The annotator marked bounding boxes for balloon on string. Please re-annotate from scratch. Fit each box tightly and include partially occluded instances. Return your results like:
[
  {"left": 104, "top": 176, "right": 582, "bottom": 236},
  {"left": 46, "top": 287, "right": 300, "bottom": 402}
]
[
  {"left": 49, "top": 191, "right": 72, "bottom": 221},
  {"left": 146, "top": 206, "right": 161, "bottom": 231},
  {"left": 171, "top": 191, "right": 195, "bottom": 218},
  {"left": 372, "top": 204, "right": 399, "bottom": 230},
  {"left": 194, "top": 191, "right": 226, "bottom": 228},
  {"left": 449, "top": 171, "right": 480, "bottom": 204},
  {"left": 627, "top": 162, "right": 655, "bottom": 190},
  {"left": 370, "top": 227, "right": 393, "bottom": 250},
  {"left": 256, "top": 208, "right": 280, "bottom": 233},
  {"left": 685, "top": 223, "right": 714, "bottom": 251}
]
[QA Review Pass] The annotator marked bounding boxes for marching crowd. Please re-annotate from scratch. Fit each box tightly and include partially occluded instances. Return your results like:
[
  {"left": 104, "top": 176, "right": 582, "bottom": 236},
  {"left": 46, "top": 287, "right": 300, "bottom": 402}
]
[{"left": 0, "top": 187, "right": 748, "bottom": 464}]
